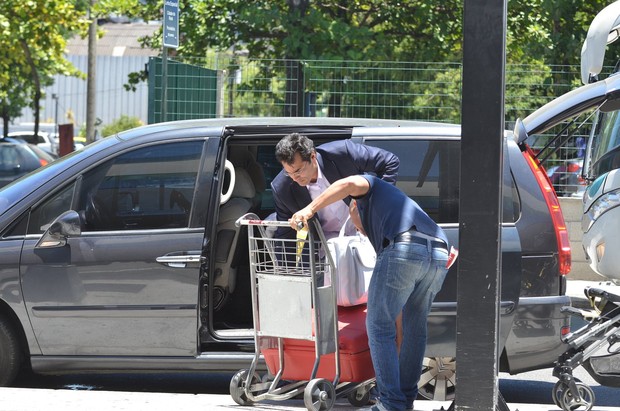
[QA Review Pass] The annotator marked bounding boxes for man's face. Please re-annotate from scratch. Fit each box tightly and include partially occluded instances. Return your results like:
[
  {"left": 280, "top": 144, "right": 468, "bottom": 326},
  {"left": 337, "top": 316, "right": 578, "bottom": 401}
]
[{"left": 282, "top": 152, "right": 317, "bottom": 186}]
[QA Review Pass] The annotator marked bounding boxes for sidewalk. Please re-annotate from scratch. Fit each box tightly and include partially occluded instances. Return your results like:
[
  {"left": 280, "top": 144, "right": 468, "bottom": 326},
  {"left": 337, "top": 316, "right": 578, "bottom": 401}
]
[
  {"left": 1, "top": 386, "right": 620, "bottom": 411},
  {"left": 3, "top": 385, "right": 620, "bottom": 411}
]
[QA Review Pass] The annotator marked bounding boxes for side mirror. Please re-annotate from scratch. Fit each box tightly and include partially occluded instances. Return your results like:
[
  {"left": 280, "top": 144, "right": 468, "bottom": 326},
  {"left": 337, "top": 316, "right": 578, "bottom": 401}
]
[{"left": 35, "top": 210, "right": 82, "bottom": 249}]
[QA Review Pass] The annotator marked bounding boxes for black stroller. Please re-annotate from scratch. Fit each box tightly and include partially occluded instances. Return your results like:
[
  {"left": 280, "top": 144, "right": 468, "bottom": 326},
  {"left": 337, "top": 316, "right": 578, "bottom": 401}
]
[{"left": 552, "top": 287, "right": 620, "bottom": 411}]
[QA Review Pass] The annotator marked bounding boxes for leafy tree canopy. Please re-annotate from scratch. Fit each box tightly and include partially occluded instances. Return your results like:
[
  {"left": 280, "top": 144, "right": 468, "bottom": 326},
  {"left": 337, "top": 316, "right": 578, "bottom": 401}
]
[
  {"left": 126, "top": 0, "right": 612, "bottom": 66},
  {"left": 0, "top": 0, "right": 89, "bottom": 134}
]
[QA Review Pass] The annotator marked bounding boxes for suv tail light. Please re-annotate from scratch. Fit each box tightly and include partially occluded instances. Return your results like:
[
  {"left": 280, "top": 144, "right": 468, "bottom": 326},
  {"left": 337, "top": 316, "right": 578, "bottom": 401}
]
[{"left": 522, "top": 145, "right": 572, "bottom": 275}]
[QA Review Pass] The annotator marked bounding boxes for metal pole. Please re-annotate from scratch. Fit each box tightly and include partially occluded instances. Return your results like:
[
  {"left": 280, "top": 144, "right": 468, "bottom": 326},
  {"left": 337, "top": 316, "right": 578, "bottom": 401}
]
[
  {"left": 161, "top": 46, "right": 168, "bottom": 122},
  {"left": 52, "top": 93, "right": 58, "bottom": 153},
  {"left": 455, "top": 1, "right": 508, "bottom": 410},
  {"left": 85, "top": 0, "right": 97, "bottom": 143}
]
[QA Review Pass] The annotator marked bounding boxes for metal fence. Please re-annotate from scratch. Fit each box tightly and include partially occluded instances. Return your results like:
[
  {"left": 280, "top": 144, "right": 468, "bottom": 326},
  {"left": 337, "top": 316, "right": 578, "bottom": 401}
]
[
  {"left": 12, "top": 54, "right": 596, "bottom": 196},
  {"left": 165, "top": 55, "right": 594, "bottom": 196}
]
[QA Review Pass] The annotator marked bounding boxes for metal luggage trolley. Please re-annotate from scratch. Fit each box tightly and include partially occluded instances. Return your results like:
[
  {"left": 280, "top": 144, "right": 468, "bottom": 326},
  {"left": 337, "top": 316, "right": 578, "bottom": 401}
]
[
  {"left": 551, "top": 287, "right": 620, "bottom": 411},
  {"left": 229, "top": 213, "right": 375, "bottom": 411}
]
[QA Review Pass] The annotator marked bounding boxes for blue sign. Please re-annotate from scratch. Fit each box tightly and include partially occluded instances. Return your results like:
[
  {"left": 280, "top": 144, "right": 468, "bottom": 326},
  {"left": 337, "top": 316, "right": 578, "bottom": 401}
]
[{"left": 163, "top": 0, "right": 179, "bottom": 48}]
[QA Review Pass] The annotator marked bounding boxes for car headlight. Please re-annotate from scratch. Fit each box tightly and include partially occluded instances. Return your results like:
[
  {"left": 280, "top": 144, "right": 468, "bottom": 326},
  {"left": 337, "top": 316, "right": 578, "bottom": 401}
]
[{"left": 586, "top": 188, "right": 620, "bottom": 229}]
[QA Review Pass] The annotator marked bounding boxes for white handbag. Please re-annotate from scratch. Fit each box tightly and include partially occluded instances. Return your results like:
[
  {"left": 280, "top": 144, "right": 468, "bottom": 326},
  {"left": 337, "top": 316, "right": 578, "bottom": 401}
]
[{"left": 325, "top": 220, "right": 376, "bottom": 306}]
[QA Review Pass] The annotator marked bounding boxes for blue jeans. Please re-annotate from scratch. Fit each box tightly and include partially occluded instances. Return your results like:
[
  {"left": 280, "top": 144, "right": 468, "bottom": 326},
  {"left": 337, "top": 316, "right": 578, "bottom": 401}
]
[{"left": 366, "top": 240, "right": 449, "bottom": 411}]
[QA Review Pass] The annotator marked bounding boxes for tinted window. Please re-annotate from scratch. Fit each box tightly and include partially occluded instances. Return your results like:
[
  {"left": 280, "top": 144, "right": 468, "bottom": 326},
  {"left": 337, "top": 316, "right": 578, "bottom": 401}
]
[
  {"left": 28, "top": 183, "right": 76, "bottom": 234},
  {"left": 78, "top": 142, "right": 203, "bottom": 231},
  {"left": 364, "top": 139, "right": 460, "bottom": 224}
]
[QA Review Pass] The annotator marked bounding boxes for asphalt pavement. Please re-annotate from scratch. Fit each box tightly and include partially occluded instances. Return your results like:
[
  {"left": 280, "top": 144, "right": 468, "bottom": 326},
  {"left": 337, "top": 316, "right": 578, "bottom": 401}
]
[{"left": 1, "top": 279, "right": 618, "bottom": 411}]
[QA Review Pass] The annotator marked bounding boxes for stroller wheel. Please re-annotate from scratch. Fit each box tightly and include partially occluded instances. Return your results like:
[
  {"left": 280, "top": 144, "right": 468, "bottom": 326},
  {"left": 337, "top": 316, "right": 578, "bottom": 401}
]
[
  {"left": 560, "top": 382, "right": 595, "bottom": 411},
  {"left": 552, "top": 380, "right": 567, "bottom": 408}
]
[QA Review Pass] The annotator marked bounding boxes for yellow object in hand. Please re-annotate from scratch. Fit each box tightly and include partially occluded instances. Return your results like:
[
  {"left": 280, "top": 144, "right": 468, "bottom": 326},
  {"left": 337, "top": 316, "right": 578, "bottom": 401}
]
[{"left": 296, "top": 226, "right": 308, "bottom": 265}]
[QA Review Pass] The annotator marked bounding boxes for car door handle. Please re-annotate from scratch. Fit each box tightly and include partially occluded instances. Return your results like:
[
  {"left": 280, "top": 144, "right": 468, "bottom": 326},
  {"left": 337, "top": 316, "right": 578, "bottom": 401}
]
[{"left": 156, "top": 253, "right": 204, "bottom": 268}]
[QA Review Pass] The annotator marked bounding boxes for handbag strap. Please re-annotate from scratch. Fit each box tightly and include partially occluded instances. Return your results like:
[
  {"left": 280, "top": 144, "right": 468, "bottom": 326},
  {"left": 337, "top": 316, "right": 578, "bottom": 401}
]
[{"left": 339, "top": 215, "right": 352, "bottom": 238}]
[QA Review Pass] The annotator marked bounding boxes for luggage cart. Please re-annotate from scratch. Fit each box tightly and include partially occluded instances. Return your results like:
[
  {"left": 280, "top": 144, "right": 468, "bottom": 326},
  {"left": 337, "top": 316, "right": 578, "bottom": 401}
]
[
  {"left": 229, "top": 213, "right": 375, "bottom": 411},
  {"left": 552, "top": 287, "right": 620, "bottom": 411}
]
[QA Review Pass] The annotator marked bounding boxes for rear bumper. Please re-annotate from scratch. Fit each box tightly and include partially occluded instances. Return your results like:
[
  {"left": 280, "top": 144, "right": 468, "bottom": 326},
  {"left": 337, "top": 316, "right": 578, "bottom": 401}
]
[{"left": 502, "top": 295, "right": 571, "bottom": 374}]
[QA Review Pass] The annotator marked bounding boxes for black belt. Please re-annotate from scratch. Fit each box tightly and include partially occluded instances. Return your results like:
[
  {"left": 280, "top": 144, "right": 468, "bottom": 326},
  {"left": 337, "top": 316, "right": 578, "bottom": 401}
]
[{"left": 393, "top": 230, "right": 447, "bottom": 249}]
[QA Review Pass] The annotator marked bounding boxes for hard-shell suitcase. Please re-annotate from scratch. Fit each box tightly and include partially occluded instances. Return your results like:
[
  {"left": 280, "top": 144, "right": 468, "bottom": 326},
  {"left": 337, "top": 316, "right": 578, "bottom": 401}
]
[{"left": 263, "top": 304, "right": 374, "bottom": 382}]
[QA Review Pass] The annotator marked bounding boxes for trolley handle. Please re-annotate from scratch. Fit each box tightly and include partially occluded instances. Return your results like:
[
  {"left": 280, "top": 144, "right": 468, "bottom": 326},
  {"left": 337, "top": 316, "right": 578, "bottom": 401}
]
[{"left": 235, "top": 213, "right": 303, "bottom": 229}]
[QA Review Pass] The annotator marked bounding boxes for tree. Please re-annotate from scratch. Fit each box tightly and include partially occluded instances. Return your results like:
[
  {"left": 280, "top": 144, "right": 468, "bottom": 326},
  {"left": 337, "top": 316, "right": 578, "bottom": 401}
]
[
  {"left": 0, "top": 0, "right": 88, "bottom": 136},
  {"left": 122, "top": 1, "right": 615, "bottom": 119}
]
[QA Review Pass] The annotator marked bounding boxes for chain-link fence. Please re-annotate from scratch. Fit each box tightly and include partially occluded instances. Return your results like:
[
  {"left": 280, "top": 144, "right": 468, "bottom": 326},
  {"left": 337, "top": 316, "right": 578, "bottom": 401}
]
[{"left": 161, "top": 55, "right": 599, "bottom": 196}]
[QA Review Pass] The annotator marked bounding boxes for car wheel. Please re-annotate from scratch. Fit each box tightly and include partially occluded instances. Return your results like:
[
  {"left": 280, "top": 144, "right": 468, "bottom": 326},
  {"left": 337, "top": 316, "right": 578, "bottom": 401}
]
[
  {"left": 418, "top": 357, "right": 456, "bottom": 401},
  {"left": 0, "top": 316, "right": 22, "bottom": 386}
]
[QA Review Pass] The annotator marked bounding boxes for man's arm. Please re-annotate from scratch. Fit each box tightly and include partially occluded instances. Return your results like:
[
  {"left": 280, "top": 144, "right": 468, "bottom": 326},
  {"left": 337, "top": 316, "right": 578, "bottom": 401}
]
[
  {"left": 290, "top": 175, "right": 370, "bottom": 230},
  {"left": 345, "top": 140, "right": 400, "bottom": 184}
]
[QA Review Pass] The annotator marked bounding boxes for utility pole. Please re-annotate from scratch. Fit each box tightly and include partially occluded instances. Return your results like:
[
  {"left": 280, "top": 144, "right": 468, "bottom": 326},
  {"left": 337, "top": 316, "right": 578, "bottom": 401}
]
[
  {"left": 455, "top": 1, "right": 508, "bottom": 411},
  {"left": 86, "top": 0, "right": 97, "bottom": 143}
]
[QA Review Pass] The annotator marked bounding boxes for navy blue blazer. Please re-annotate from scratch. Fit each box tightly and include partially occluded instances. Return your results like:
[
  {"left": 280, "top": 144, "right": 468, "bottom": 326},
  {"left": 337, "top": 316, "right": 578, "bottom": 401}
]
[{"left": 270, "top": 139, "right": 400, "bottom": 234}]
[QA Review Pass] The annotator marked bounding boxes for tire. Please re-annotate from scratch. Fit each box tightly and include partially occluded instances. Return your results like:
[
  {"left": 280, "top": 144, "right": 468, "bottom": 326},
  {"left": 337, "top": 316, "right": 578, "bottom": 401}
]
[
  {"left": 560, "top": 382, "right": 595, "bottom": 411},
  {"left": 229, "top": 369, "right": 259, "bottom": 406},
  {"left": 304, "top": 378, "right": 335, "bottom": 411},
  {"left": 347, "top": 385, "right": 372, "bottom": 406},
  {"left": 0, "top": 316, "right": 22, "bottom": 386},
  {"left": 553, "top": 380, "right": 568, "bottom": 408}
]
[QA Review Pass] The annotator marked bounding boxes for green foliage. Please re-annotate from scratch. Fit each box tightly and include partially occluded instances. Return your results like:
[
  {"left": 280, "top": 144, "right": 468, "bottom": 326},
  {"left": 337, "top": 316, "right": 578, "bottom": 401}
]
[
  {"left": 125, "top": 1, "right": 618, "bottom": 121},
  {"left": 0, "top": 0, "right": 88, "bottom": 129},
  {"left": 101, "top": 115, "right": 143, "bottom": 137}
]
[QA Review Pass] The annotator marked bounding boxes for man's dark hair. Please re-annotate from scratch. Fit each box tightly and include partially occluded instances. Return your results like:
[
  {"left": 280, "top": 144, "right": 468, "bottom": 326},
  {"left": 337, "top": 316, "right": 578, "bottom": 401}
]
[{"left": 275, "top": 133, "right": 314, "bottom": 164}]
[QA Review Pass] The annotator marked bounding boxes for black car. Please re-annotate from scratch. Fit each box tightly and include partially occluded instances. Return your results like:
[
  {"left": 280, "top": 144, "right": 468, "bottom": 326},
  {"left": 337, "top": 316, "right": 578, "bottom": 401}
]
[
  {"left": 0, "top": 118, "right": 571, "bottom": 400},
  {"left": 0, "top": 138, "right": 55, "bottom": 188}
]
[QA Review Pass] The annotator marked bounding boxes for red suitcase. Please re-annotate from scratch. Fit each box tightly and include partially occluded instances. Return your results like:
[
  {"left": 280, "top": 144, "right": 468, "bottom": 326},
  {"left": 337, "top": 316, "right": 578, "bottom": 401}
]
[{"left": 262, "top": 304, "right": 374, "bottom": 382}]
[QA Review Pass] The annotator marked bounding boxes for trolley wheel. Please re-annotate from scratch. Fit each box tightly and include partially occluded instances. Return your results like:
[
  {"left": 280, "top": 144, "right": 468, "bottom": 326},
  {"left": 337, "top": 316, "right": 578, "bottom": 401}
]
[
  {"left": 304, "top": 378, "right": 335, "bottom": 411},
  {"left": 559, "top": 382, "right": 595, "bottom": 411},
  {"left": 229, "top": 369, "right": 260, "bottom": 406},
  {"left": 347, "top": 385, "right": 372, "bottom": 407}
]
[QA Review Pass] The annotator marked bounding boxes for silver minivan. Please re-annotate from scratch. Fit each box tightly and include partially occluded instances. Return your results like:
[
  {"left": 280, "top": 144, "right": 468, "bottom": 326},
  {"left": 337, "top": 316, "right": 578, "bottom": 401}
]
[{"left": 0, "top": 118, "right": 571, "bottom": 400}]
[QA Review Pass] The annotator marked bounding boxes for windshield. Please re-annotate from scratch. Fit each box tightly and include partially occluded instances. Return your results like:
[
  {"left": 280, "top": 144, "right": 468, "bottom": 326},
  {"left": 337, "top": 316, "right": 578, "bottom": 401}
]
[{"left": 586, "top": 109, "right": 620, "bottom": 180}]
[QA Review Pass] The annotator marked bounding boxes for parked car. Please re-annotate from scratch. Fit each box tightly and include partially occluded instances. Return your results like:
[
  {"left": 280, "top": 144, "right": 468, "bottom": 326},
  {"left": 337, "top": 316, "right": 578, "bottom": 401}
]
[
  {"left": 0, "top": 139, "right": 55, "bottom": 188},
  {"left": 546, "top": 158, "right": 585, "bottom": 197},
  {"left": 7, "top": 123, "right": 85, "bottom": 154},
  {"left": 7, "top": 131, "right": 56, "bottom": 156},
  {"left": 0, "top": 118, "right": 571, "bottom": 399}
]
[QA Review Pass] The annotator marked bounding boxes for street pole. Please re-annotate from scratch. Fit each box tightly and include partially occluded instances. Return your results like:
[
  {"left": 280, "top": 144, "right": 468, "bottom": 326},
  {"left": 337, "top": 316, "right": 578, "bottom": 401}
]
[
  {"left": 455, "top": 1, "right": 508, "bottom": 410},
  {"left": 161, "top": 0, "right": 179, "bottom": 123},
  {"left": 162, "top": 46, "right": 168, "bottom": 122},
  {"left": 86, "top": 0, "right": 97, "bottom": 143},
  {"left": 52, "top": 93, "right": 59, "bottom": 153}
]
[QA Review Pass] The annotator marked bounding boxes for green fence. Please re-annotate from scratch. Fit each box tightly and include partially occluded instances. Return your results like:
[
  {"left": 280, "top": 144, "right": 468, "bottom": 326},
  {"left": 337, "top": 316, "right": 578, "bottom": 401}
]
[
  {"left": 150, "top": 55, "right": 599, "bottom": 195},
  {"left": 148, "top": 57, "right": 219, "bottom": 123}
]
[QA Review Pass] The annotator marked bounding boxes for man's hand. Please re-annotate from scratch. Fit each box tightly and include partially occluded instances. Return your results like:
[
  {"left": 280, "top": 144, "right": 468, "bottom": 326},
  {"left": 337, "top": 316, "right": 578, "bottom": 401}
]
[
  {"left": 288, "top": 175, "right": 369, "bottom": 231},
  {"left": 289, "top": 205, "right": 314, "bottom": 230}
]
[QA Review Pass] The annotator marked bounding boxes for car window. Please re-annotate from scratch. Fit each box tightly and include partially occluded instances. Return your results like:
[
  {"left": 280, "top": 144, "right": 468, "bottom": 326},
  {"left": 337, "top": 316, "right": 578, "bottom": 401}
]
[
  {"left": 0, "top": 145, "right": 20, "bottom": 172},
  {"left": 27, "top": 183, "right": 76, "bottom": 234},
  {"left": 27, "top": 141, "right": 203, "bottom": 234},
  {"left": 78, "top": 141, "right": 203, "bottom": 231},
  {"left": 363, "top": 139, "right": 460, "bottom": 224}
]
